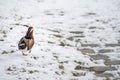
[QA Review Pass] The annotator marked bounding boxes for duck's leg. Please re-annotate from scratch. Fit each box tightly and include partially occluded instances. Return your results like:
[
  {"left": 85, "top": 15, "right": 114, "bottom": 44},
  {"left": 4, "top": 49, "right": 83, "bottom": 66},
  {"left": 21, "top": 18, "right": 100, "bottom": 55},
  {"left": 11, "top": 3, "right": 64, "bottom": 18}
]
[
  {"left": 29, "top": 50, "right": 31, "bottom": 53},
  {"left": 22, "top": 51, "right": 25, "bottom": 55},
  {"left": 22, "top": 51, "right": 28, "bottom": 56}
]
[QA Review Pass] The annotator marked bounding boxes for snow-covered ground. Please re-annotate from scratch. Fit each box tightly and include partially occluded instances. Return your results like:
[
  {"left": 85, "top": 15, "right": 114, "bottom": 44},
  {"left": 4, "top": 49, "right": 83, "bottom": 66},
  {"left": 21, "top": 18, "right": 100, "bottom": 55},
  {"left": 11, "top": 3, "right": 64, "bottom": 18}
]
[{"left": 0, "top": 0, "right": 120, "bottom": 80}]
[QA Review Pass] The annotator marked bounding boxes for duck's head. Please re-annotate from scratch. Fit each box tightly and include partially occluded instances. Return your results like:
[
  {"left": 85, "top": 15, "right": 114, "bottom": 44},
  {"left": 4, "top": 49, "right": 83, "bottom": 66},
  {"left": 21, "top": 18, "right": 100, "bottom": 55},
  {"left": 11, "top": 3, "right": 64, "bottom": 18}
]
[
  {"left": 25, "top": 27, "right": 34, "bottom": 39},
  {"left": 28, "top": 27, "right": 33, "bottom": 33}
]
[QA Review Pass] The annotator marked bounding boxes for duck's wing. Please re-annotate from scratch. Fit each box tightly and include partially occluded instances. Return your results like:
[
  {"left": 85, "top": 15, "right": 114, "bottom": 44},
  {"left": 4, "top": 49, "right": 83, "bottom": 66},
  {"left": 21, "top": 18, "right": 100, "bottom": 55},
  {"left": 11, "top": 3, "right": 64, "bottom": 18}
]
[
  {"left": 22, "top": 38, "right": 34, "bottom": 50},
  {"left": 29, "top": 39, "right": 34, "bottom": 50}
]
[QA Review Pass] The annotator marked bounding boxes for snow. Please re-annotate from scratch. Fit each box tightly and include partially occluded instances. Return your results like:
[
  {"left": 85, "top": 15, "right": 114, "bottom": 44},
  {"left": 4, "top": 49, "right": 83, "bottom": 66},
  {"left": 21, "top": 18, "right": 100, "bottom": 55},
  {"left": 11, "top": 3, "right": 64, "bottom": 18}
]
[{"left": 0, "top": 0, "right": 120, "bottom": 80}]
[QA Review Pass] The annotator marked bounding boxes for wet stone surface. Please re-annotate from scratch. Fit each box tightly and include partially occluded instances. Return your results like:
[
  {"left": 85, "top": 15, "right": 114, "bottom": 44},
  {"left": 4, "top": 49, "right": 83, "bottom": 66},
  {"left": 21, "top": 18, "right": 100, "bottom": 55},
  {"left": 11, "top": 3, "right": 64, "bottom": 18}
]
[
  {"left": 74, "top": 65, "right": 117, "bottom": 74},
  {"left": 81, "top": 44, "right": 100, "bottom": 47},
  {"left": 69, "top": 31, "right": 84, "bottom": 34},
  {"left": 96, "top": 73, "right": 114, "bottom": 77},
  {"left": 89, "top": 54, "right": 109, "bottom": 60},
  {"left": 105, "top": 43, "right": 120, "bottom": 47},
  {"left": 98, "top": 49, "right": 114, "bottom": 53},
  {"left": 77, "top": 48, "right": 95, "bottom": 54},
  {"left": 104, "top": 60, "right": 120, "bottom": 65},
  {"left": 90, "top": 66, "right": 109, "bottom": 74}
]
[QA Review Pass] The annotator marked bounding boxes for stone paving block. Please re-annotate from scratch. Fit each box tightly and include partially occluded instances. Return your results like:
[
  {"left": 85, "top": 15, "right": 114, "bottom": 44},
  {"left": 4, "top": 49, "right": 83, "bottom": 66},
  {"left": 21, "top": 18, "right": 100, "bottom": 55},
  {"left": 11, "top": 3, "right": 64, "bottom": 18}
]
[
  {"left": 104, "top": 60, "right": 120, "bottom": 65},
  {"left": 89, "top": 54, "right": 109, "bottom": 60},
  {"left": 81, "top": 44, "right": 99, "bottom": 47},
  {"left": 88, "top": 26, "right": 96, "bottom": 29},
  {"left": 69, "top": 31, "right": 83, "bottom": 34},
  {"left": 105, "top": 43, "right": 120, "bottom": 47},
  {"left": 96, "top": 73, "right": 114, "bottom": 77},
  {"left": 98, "top": 49, "right": 114, "bottom": 53},
  {"left": 67, "top": 35, "right": 85, "bottom": 41},
  {"left": 67, "top": 36, "right": 74, "bottom": 41},
  {"left": 78, "top": 48, "right": 95, "bottom": 54},
  {"left": 90, "top": 66, "right": 109, "bottom": 74}
]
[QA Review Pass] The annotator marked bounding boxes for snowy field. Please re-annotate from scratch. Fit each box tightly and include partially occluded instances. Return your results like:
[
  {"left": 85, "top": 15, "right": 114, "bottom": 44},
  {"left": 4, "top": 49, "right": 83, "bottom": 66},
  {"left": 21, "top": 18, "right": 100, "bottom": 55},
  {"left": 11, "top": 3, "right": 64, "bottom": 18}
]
[{"left": 0, "top": 0, "right": 120, "bottom": 80}]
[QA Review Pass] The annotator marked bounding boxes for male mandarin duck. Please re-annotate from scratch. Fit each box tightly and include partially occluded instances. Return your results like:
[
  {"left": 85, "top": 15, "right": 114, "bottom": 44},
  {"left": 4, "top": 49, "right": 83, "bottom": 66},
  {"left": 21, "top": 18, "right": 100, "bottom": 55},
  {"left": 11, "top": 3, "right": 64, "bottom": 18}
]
[{"left": 18, "top": 27, "right": 34, "bottom": 55}]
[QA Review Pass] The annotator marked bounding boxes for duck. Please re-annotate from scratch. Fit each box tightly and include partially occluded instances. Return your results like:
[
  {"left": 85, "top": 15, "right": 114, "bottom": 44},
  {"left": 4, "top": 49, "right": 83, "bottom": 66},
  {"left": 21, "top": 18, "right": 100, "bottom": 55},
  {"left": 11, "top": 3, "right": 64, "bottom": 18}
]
[{"left": 18, "top": 27, "right": 34, "bottom": 55}]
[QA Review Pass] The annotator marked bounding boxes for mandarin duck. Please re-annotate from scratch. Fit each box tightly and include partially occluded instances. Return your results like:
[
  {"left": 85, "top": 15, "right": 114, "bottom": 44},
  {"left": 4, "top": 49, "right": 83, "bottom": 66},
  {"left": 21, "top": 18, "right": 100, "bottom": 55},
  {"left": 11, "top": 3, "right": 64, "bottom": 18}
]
[{"left": 18, "top": 27, "right": 34, "bottom": 55}]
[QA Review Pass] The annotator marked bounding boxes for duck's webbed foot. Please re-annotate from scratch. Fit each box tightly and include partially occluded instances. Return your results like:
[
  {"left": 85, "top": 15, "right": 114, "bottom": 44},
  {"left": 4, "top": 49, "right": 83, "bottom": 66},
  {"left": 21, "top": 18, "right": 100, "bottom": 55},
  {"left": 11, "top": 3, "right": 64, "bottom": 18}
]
[
  {"left": 29, "top": 50, "right": 31, "bottom": 53},
  {"left": 22, "top": 51, "right": 28, "bottom": 56}
]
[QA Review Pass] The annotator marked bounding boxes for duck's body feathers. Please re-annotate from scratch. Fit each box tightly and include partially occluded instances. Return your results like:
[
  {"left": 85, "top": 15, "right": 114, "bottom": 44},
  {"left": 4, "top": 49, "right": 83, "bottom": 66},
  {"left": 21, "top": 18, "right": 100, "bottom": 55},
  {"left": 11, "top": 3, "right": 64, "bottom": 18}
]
[{"left": 18, "top": 27, "right": 34, "bottom": 55}]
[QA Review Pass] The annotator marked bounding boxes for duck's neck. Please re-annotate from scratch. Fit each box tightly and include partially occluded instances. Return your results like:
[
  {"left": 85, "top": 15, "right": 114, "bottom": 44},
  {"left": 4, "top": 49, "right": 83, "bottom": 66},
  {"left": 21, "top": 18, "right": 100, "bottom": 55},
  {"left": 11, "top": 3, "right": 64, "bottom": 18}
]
[{"left": 25, "top": 30, "right": 34, "bottom": 39}]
